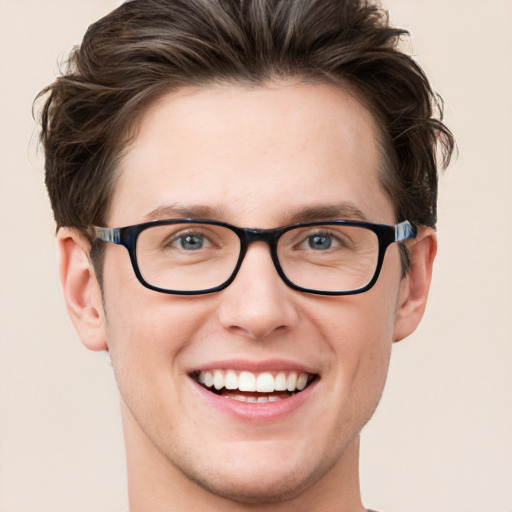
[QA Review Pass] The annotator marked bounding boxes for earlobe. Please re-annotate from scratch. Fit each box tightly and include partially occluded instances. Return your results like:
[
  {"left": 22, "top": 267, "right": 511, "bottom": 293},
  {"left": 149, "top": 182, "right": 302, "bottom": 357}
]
[
  {"left": 393, "top": 228, "right": 437, "bottom": 343},
  {"left": 57, "top": 227, "right": 108, "bottom": 351}
]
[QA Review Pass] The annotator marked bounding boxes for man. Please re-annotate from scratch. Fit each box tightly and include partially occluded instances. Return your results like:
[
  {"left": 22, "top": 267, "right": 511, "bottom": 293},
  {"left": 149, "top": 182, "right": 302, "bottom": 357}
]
[{"left": 36, "top": 0, "right": 454, "bottom": 510}]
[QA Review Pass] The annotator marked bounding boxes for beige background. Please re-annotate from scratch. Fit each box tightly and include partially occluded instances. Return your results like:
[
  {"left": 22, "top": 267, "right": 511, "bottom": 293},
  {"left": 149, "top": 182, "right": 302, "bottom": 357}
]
[{"left": 0, "top": 1, "right": 511, "bottom": 511}]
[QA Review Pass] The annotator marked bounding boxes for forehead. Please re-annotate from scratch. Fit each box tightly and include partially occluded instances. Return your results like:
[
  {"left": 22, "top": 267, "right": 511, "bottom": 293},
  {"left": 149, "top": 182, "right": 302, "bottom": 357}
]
[{"left": 110, "top": 81, "right": 394, "bottom": 227}]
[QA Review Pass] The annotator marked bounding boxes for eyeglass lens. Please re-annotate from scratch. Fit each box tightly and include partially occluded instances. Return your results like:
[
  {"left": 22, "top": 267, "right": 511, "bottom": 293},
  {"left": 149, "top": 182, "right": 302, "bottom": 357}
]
[{"left": 135, "top": 222, "right": 380, "bottom": 293}]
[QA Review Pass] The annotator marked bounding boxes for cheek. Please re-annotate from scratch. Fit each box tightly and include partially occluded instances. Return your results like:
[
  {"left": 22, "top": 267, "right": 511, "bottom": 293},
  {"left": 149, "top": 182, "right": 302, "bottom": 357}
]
[
  {"left": 101, "top": 268, "right": 221, "bottom": 399},
  {"left": 100, "top": 247, "right": 201, "bottom": 354},
  {"left": 312, "top": 282, "right": 397, "bottom": 362},
  {"left": 102, "top": 291, "right": 213, "bottom": 438},
  {"left": 347, "top": 271, "right": 399, "bottom": 378},
  {"left": 104, "top": 292, "right": 208, "bottom": 366},
  {"left": 309, "top": 276, "right": 399, "bottom": 418}
]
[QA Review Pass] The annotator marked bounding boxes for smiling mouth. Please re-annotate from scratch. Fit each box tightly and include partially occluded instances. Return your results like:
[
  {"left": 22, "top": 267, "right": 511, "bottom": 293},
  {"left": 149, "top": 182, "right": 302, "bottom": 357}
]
[{"left": 191, "top": 369, "right": 318, "bottom": 403}]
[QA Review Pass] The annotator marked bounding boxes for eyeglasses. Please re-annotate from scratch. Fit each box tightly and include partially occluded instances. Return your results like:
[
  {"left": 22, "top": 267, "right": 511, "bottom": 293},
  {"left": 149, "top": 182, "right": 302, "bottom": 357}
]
[{"left": 92, "top": 219, "right": 416, "bottom": 296}]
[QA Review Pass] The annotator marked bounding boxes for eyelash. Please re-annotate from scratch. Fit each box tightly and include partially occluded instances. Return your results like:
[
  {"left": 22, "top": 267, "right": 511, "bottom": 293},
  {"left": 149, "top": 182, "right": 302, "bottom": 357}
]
[{"left": 165, "top": 231, "right": 210, "bottom": 250}]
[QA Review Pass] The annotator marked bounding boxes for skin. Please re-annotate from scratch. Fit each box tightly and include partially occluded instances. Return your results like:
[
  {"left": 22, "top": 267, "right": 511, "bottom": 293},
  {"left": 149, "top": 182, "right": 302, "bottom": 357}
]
[{"left": 58, "top": 82, "right": 436, "bottom": 511}]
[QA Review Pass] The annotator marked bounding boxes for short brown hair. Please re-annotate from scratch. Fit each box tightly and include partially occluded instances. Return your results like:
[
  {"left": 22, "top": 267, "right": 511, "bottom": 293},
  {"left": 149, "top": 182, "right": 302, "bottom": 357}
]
[{"left": 36, "top": 0, "right": 454, "bottom": 256}]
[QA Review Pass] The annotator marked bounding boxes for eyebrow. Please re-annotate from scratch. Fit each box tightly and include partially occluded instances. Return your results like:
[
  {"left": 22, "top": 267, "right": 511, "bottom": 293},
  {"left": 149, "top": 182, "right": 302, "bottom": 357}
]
[
  {"left": 286, "top": 204, "right": 369, "bottom": 224},
  {"left": 145, "top": 202, "right": 369, "bottom": 225},
  {"left": 145, "top": 203, "right": 228, "bottom": 221}
]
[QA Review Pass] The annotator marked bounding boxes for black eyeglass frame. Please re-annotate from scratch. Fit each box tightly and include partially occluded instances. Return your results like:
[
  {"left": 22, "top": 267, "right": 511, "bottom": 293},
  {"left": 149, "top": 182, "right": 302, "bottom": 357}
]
[{"left": 93, "top": 218, "right": 417, "bottom": 296}]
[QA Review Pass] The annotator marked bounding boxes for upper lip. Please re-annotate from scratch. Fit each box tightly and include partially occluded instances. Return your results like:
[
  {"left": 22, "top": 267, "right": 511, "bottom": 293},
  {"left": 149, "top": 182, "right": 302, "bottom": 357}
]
[{"left": 188, "top": 358, "right": 319, "bottom": 375}]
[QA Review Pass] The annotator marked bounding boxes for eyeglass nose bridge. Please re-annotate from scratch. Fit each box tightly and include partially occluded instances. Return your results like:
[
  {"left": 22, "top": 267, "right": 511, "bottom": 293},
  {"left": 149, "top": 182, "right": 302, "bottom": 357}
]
[
  {"left": 238, "top": 226, "right": 288, "bottom": 259},
  {"left": 232, "top": 226, "right": 284, "bottom": 280},
  {"left": 240, "top": 226, "right": 282, "bottom": 244}
]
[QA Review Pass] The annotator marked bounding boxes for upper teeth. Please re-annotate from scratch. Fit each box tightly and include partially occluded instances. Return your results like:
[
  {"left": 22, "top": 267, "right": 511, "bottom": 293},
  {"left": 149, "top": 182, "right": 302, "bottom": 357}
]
[{"left": 197, "top": 370, "right": 310, "bottom": 393}]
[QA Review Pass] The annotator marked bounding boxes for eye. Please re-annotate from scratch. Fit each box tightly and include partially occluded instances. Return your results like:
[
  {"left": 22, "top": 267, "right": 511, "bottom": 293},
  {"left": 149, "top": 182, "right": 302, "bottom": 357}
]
[
  {"left": 307, "top": 233, "right": 333, "bottom": 250},
  {"left": 296, "top": 230, "right": 347, "bottom": 251},
  {"left": 171, "top": 232, "right": 206, "bottom": 250}
]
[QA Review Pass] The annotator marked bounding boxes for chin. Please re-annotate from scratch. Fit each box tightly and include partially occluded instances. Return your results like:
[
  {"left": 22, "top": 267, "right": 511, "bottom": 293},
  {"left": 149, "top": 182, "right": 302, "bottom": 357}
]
[{"left": 183, "top": 462, "right": 322, "bottom": 505}]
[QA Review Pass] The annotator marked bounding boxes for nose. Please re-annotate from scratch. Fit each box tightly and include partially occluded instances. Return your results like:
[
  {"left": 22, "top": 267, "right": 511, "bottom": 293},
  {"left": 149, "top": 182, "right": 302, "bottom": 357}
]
[{"left": 217, "top": 242, "right": 300, "bottom": 340}]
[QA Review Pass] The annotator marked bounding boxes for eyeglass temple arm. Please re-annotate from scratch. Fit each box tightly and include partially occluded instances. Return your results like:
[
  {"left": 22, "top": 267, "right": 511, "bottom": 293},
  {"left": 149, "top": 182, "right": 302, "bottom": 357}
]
[
  {"left": 93, "top": 226, "right": 121, "bottom": 244},
  {"left": 395, "top": 221, "right": 417, "bottom": 242}
]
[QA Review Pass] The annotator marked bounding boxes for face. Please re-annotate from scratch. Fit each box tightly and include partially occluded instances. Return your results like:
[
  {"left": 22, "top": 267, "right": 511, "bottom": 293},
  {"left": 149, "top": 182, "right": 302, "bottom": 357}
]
[{"left": 96, "top": 82, "right": 408, "bottom": 503}]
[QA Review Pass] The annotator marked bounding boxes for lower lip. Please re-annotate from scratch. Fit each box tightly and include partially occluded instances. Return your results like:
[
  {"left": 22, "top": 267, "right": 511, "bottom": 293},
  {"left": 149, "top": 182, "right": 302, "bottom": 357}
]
[{"left": 190, "top": 378, "right": 319, "bottom": 422}]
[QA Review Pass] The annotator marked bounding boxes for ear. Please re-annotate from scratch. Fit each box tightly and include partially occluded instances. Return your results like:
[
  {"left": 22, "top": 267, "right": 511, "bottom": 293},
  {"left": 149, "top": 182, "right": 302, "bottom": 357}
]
[
  {"left": 393, "top": 227, "right": 437, "bottom": 343},
  {"left": 57, "top": 227, "right": 108, "bottom": 351}
]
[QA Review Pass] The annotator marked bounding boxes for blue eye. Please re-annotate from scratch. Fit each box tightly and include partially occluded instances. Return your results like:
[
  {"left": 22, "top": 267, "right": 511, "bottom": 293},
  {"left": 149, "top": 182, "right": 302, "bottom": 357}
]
[
  {"left": 176, "top": 234, "right": 204, "bottom": 250},
  {"left": 307, "top": 234, "right": 332, "bottom": 250}
]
